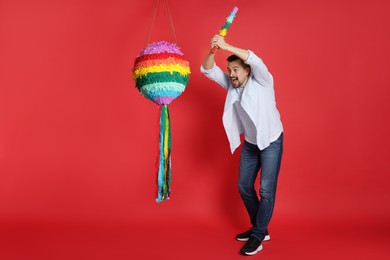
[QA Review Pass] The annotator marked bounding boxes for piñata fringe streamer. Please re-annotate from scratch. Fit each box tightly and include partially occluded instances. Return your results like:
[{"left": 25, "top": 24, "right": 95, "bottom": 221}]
[{"left": 157, "top": 104, "right": 172, "bottom": 202}]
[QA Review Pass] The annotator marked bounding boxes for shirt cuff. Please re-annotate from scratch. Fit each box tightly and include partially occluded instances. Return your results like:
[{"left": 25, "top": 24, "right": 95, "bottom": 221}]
[
  {"left": 244, "top": 50, "right": 255, "bottom": 65},
  {"left": 200, "top": 63, "right": 216, "bottom": 74}
]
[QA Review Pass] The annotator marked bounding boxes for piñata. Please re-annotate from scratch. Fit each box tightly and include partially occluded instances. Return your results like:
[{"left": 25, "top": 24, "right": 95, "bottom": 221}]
[{"left": 132, "top": 41, "right": 190, "bottom": 202}]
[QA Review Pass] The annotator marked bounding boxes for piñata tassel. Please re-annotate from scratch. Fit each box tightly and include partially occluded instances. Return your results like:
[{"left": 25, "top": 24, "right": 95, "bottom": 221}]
[{"left": 156, "top": 104, "right": 172, "bottom": 202}]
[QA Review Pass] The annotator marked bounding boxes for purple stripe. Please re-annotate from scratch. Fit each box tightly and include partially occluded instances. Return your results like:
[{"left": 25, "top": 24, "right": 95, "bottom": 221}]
[
  {"left": 154, "top": 96, "right": 175, "bottom": 106},
  {"left": 137, "top": 41, "right": 184, "bottom": 57}
]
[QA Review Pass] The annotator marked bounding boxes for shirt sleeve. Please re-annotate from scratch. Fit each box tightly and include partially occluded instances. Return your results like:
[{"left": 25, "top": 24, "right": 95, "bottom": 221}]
[
  {"left": 244, "top": 50, "right": 273, "bottom": 87},
  {"left": 200, "top": 63, "right": 231, "bottom": 90}
]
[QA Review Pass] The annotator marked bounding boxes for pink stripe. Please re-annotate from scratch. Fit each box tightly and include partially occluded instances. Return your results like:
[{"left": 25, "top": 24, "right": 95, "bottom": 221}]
[{"left": 154, "top": 96, "right": 175, "bottom": 106}]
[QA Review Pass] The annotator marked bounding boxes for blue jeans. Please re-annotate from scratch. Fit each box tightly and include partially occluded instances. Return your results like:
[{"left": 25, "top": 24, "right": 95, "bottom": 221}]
[{"left": 238, "top": 133, "right": 283, "bottom": 241}]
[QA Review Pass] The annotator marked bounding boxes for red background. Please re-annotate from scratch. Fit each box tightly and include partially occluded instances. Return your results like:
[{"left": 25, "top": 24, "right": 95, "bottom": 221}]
[{"left": 1, "top": 0, "right": 389, "bottom": 259}]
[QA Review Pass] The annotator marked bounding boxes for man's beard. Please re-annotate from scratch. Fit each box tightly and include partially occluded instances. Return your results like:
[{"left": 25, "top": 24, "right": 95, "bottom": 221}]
[{"left": 231, "top": 77, "right": 241, "bottom": 88}]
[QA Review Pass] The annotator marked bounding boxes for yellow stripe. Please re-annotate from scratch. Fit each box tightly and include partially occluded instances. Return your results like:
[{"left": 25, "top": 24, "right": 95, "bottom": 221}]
[
  {"left": 164, "top": 108, "right": 169, "bottom": 158},
  {"left": 163, "top": 107, "right": 170, "bottom": 197},
  {"left": 134, "top": 64, "right": 191, "bottom": 78},
  {"left": 219, "top": 28, "right": 227, "bottom": 37}
]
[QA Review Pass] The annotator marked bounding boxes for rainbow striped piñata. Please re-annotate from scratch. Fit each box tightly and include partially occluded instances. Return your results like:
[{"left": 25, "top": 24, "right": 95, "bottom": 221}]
[{"left": 132, "top": 41, "right": 190, "bottom": 202}]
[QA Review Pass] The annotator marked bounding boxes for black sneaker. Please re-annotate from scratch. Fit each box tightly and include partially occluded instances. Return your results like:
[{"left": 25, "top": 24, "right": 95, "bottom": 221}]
[
  {"left": 236, "top": 229, "right": 252, "bottom": 241},
  {"left": 236, "top": 229, "right": 271, "bottom": 242},
  {"left": 264, "top": 233, "right": 271, "bottom": 241},
  {"left": 240, "top": 236, "right": 263, "bottom": 255}
]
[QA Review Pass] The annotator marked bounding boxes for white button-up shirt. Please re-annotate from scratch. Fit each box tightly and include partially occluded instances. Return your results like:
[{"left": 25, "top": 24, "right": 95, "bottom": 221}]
[{"left": 200, "top": 50, "right": 283, "bottom": 153}]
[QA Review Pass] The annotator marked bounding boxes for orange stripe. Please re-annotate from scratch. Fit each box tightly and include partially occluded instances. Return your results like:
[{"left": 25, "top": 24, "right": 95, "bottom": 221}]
[{"left": 134, "top": 57, "right": 189, "bottom": 70}]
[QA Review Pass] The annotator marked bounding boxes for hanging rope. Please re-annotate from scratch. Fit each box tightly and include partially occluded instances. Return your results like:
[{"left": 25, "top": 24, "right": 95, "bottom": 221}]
[
  {"left": 145, "top": 0, "right": 159, "bottom": 45},
  {"left": 145, "top": 0, "right": 177, "bottom": 45},
  {"left": 163, "top": 0, "right": 177, "bottom": 43}
]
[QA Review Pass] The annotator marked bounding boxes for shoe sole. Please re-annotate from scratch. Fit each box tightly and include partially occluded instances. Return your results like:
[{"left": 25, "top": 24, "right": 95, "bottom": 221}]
[
  {"left": 242, "top": 244, "right": 263, "bottom": 256},
  {"left": 236, "top": 235, "right": 270, "bottom": 242}
]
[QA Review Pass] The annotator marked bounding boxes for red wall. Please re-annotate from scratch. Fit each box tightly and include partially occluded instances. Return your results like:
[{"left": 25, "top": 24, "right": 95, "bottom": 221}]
[{"left": 1, "top": 0, "right": 389, "bottom": 231}]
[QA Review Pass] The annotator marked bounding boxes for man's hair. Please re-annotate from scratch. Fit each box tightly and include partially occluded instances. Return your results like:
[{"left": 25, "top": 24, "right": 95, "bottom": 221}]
[{"left": 227, "top": 55, "right": 249, "bottom": 69}]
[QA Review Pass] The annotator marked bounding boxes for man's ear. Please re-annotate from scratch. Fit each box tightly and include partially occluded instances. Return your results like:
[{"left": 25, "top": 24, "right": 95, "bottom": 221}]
[{"left": 245, "top": 67, "right": 251, "bottom": 75}]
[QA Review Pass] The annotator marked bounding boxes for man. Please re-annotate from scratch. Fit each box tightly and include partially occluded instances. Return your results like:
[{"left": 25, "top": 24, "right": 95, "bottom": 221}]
[{"left": 200, "top": 35, "right": 284, "bottom": 256}]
